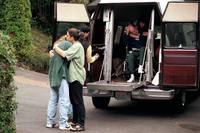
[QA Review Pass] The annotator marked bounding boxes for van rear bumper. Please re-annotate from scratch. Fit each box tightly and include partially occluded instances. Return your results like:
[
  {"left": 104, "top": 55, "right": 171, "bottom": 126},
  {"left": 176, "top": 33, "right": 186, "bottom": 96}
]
[
  {"left": 84, "top": 87, "right": 175, "bottom": 100},
  {"left": 85, "top": 81, "right": 175, "bottom": 100},
  {"left": 132, "top": 88, "right": 175, "bottom": 100}
]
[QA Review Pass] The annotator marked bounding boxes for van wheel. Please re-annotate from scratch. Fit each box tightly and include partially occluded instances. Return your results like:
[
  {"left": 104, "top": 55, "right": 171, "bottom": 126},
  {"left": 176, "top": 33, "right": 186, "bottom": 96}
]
[
  {"left": 92, "top": 97, "right": 110, "bottom": 109},
  {"left": 172, "top": 91, "right": 186, "bottom": 113}
]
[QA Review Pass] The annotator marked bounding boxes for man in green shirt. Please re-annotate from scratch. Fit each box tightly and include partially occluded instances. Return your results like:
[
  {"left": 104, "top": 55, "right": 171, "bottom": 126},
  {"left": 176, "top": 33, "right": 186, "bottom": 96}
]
[{"left": 47, "top": 38, "right": 73, "bottom": 130}]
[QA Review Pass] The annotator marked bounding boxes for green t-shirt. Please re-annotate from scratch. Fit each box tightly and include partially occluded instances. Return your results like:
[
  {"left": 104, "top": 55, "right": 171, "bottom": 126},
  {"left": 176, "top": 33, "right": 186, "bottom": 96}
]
[
  {"left": 64, "top": 41, "right": 86, "bottom": 85},
  {"left": 49, "top": 41, "right": 72, "bottom": 88}
]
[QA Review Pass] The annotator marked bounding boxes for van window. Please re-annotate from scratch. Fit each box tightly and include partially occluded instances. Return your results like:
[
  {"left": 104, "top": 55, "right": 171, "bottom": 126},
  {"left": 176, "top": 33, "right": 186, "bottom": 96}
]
[{"left": 164, "top": 23, "right": 196, "bottom": 48}]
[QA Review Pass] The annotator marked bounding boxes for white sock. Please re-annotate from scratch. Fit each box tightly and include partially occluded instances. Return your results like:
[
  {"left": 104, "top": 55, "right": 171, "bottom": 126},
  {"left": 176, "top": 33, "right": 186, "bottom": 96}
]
[{"left": 138, "top": 65, "right": 144, "bottom": 73}]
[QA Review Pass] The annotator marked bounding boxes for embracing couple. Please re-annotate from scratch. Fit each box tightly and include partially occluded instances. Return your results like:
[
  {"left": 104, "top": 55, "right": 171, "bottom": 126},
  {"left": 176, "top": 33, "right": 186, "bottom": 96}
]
[{"left": 46, "top": 28, "right": 86, "bottom": 131}]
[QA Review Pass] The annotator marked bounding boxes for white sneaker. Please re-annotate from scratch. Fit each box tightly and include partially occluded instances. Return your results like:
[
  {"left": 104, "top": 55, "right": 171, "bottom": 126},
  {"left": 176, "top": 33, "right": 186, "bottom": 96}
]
[
  {"left": 59, "top": 125, "right": 72, "bottom": 131},
  {"left": 46, "top": 123, "right": 53, "bottom": 128},
  {"left": 46, "top": 123, "right": 58, "bottom": 128},
  {"left": 138, "top": 65, "right": 144, "bottom": 73},
  {"left": 127, "top": 74, "right": 135, "bottom": 83}
]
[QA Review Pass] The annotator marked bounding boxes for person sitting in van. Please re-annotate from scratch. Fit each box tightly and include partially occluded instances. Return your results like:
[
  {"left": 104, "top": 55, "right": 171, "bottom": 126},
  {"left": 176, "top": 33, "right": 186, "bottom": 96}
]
[
  {"left": 123, "top": 20, "right": 146, "bottom": 83},
  {"left": 138, "top": 19, "right": 148, "bottom": 47}
]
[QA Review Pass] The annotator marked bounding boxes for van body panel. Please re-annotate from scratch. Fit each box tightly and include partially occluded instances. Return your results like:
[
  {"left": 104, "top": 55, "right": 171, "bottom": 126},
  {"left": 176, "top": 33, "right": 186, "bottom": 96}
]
[
  {"left": 162, "top": 2, "right": 199, "bottom": 89},
  {"left": 56, "top": 3, "right": 89, "bottom": 22},
  {"left": 53, "top": 2, "right": 89, "bottom": 44},
  {"left": 99, "top": 0, "right": 184, "bottom": 14},
  {"left": 163, "top": 3, "right": 198, "bottom": 22},
  {"left": 162, "top": 49, "right": 197, "bottom": 87}
]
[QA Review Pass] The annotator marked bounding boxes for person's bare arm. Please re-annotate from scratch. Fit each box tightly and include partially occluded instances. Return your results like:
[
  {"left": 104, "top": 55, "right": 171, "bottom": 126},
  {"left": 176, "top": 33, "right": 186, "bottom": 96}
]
[
  {"left": 86, "top": 45, "right": 99, "bottom": 63},
  {"left": 49, "top": 35, "right": 66, "bottom": 58},
  {"left": 129, "top": 33, "right": 139, "bottom": 40}
]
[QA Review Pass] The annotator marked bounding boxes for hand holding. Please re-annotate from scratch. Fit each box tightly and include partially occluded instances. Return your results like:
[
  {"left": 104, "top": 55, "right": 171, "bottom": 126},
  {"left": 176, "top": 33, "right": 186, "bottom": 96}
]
[
  {"left": 94, "top": 53, "right": 99, "bottom": 60},
  {"left": 49, "top": 50, "right": 54, "bottom": 58}
]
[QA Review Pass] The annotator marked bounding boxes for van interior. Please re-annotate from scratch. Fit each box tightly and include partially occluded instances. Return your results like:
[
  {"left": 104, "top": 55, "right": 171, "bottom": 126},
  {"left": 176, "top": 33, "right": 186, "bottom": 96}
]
[{"left": 90, "top": 4, "right": 162, "bottom": 83}]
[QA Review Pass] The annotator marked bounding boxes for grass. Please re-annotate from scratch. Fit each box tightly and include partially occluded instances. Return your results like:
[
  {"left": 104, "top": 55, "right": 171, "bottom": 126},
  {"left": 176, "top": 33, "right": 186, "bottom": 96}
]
[
  {"left": 23, "top": 27, "right": 52, "bottom": 74},
  {"left": 32, "top": 27, "right": 51, "bottom": 52}
]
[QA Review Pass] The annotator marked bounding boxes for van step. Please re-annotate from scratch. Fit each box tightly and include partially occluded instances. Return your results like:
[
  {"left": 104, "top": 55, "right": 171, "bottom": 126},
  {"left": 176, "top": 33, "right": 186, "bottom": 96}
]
[{"left": 87, "top": 80, "right": 144, "bottom": 92}]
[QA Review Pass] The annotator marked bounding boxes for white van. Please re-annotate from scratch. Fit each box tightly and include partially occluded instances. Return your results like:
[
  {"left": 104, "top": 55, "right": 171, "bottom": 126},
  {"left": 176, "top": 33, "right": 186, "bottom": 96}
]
[{"left": 53, "top": 0, "right": 200, "bottom": 111}]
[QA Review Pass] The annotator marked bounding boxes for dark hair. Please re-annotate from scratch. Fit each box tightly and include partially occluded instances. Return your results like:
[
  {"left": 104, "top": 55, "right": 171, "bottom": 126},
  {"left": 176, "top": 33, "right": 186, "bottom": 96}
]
[
  {"left": 139, "top": 18, "right": 146, "bottom": 23},
  {"left": 80, "top": 26, "right": 90, "bottom": 33},
  {"left": 68, "top": 28, "right": 80, "bottom": 41},
  {"left": 129, "top": 20, "right": 138, "bottom": 26}
]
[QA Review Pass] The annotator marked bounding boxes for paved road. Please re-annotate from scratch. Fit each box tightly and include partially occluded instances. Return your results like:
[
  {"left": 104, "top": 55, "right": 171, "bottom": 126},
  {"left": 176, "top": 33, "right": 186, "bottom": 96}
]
[{"left": 15, "top": 68, "right": 200, "bottom": 133}]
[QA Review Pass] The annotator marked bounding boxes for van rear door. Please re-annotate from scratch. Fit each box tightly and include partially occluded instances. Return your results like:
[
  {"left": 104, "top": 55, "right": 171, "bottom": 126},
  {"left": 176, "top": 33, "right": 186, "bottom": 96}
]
[
  {"left": 55, "top": 2, "right": 89, "bottom": 23},
  {"left": 162, "top": 2, "right": 199, "bottom": 88},
  {"left": 53, "top": 2, "right": 89, "bottom": 42}
]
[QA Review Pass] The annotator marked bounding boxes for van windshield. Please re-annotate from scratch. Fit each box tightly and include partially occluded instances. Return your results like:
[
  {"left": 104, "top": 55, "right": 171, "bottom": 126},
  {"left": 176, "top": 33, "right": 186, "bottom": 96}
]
[{"left": 164, "top": 23, "right": 196, "bottom": 48}]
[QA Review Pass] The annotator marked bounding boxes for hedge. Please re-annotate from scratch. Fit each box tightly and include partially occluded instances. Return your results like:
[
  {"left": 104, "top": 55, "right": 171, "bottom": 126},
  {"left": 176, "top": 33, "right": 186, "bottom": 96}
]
[
  {"left": 0, "top": 0, "right": 32, "bottom": 61},
  {"left": 0, "top": 32, "right": 17, "bottom": 133}
]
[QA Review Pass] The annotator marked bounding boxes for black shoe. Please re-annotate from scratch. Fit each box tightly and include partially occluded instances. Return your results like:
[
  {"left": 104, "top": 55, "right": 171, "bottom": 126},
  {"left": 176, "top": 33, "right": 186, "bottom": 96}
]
[{"left": 70, "top": 124, "right": 85, "bottom": 132}]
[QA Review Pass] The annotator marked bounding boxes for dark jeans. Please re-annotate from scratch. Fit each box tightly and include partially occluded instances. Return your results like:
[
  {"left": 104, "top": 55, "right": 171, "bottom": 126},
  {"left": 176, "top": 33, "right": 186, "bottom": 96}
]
[
  {"left": 69, "top": 81, "right": 85, "bottom": 126},
  {"left": 127, "top": 47, "right": 145, "bottom": 74}
]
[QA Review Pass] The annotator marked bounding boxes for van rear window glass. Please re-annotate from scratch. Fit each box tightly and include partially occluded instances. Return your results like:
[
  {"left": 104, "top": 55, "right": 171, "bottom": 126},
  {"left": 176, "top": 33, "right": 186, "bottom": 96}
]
[
  {"left": 55, "top": 22, "right": 82, "bottom": 40},
  {"left": 164, "top": 23, "right": 196, "bottom": 48}
]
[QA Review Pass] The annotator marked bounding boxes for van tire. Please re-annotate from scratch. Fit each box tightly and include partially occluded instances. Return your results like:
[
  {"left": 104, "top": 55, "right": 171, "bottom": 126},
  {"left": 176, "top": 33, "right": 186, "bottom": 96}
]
[
  {"left": 92, "top": 97, "right": 110, "bottom": 109},
  {"left": 172, "top": 91, "right": 186, "bottom": 113}
]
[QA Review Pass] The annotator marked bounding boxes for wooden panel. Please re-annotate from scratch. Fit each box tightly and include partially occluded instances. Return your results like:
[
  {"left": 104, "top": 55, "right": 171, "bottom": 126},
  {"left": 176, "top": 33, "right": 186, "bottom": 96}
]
[{"left": 162, "top": 49, "right": 197, "bottom": 87}]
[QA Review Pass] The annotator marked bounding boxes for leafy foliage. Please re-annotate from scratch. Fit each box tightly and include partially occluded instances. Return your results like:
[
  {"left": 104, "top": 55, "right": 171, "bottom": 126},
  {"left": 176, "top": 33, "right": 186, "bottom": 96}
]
[
  {"left": 22, "top": 28, "right": 50, "bottom": 73},
  {"left": 30, "top": 0, "right": 95, "bottom": 34},
  {"left": 0, "top": 32, "right": 17, "bottom": 133},
  {"left": 0, "top": 0, "right": 32, "bottom": 61}
]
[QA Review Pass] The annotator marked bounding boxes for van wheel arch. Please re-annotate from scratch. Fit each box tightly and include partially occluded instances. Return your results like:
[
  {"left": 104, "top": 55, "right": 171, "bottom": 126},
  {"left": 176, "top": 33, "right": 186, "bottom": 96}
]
[
  {"left": 92, "top": 97, "right": 110, "bottom": 109},
  {"left": 172, "top": 91, "right": 186, "bottom": 113}
]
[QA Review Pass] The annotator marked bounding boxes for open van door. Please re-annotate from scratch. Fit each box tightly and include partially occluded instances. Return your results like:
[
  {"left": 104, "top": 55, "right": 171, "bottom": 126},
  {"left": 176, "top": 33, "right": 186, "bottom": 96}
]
[
  {"left": 162, "top": 2, "right": 199, "bottom": 88},
  {"left": 52, "top": 2, "right": 89, "bottom": 44}
]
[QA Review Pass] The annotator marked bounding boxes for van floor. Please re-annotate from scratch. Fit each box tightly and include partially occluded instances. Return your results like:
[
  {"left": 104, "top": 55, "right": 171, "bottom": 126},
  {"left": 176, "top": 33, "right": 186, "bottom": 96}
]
[{"left": 87, "top": 80, "right": 145, "bottom": 92}]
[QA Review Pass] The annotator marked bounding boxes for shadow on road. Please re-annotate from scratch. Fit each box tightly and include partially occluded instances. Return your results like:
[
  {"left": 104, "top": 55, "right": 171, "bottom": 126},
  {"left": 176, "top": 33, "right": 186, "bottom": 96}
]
[{"left": 101, "top": 95, "right": 200, "bottom": 117}]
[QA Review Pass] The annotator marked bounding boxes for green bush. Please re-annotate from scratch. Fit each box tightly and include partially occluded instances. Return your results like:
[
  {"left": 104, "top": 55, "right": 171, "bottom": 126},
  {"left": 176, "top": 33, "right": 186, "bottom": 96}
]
[
  {"left": 25, "top": 50, "right": 49, "bottom": 73},
  {"left": 19, "top": 27, "right": 51, "bottom": 74},
  {"left": 0, "top": 0, "right": 32, "bottom": 61},
  {"left": 0, "top": 32, "right": 17, "bottom": 133}
]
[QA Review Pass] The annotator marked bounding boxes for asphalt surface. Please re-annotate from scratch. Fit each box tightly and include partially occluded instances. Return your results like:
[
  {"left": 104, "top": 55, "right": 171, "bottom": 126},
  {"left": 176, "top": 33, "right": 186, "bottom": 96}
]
[{"left": 14, "top": 68, "right": 200, "bottom": 133}]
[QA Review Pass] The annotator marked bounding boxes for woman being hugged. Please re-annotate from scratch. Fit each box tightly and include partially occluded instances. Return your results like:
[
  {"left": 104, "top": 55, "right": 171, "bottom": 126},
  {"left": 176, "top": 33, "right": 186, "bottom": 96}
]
[{"left": 53, "top": 28, "right": 86, "bottom": 131}]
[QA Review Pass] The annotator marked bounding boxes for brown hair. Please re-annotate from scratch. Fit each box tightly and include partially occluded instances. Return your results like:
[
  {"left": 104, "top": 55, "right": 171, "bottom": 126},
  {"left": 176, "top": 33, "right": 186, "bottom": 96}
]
[{"left": 67, "top": 28, "right": 80, "bottom": 41}]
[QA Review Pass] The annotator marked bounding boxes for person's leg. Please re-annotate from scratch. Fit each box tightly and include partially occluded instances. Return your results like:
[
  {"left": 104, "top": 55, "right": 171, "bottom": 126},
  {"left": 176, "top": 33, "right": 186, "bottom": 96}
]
[
  {"left": 70, "top": 81, "right": 85, "bottom": 127},
  {"left": 127, "top": 52, "right": 134, "bottom": 82},
  {"left": 127, "top": 51, "right": 134, "bottom": 74},
  {"left": 47, "top": 87, "right": 59, "bottom": 126},
  {"left": 67, "top": 103, "right": 73, "bottom": 119},
  {"left": 127, "top": 51, "right": 135, "bottom": 82},
  {"left": 69, "top": 82, "right": 78, "bottom": 124},
  {"left": 138, "top": 47, "right": 145, "bottom": 65},
  {"left": 138, "top": 47, "right": 145, "bottom": 73},
  {"left": 76, "top": 82, "right": 85, "bottom": 127},
  {"left": 59, "top": 79, "right": 72, "bottom": 128}
]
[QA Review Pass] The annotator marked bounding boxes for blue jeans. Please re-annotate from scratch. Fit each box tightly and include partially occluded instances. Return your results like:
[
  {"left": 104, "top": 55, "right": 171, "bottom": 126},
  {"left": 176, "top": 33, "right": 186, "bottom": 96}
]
[{"left": 47, "top": 79, "right": 72, "bottom": 127}]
